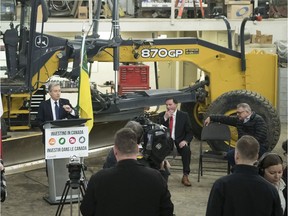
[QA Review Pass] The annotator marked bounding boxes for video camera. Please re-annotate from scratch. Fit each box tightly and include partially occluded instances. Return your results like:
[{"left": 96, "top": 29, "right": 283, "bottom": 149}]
[
  {"left": 134, "top": 114, "right": 174, "bottom": 167},
  {"left": 66, "top": 156, "right": 86, "bottom": 189}
]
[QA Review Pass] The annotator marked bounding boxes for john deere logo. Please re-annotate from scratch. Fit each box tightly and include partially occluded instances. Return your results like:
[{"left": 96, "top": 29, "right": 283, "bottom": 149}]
[{"left": 35, "top": 35, "right": 49, "bottom": 48}]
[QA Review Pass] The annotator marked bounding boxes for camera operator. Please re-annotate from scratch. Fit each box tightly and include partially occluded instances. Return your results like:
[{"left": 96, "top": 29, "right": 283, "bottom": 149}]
[{"left": 103, "top": 120, "right": 170, "bottom": 181}]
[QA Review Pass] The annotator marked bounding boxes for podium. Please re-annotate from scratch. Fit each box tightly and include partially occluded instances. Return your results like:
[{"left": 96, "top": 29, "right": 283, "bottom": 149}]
[{"left": 43, "top": 118, "right": 89, "bottom": 204}]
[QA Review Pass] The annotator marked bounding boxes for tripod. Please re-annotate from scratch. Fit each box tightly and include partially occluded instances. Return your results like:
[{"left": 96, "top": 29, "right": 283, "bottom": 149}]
[{"left": 55, "top": 177, "right": 86, "bottom": 216}]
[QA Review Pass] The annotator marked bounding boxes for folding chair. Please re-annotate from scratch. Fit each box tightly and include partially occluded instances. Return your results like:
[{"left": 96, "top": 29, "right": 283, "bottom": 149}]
[{"left": 198, "top": 122, "right": 231, "bottom": 182}]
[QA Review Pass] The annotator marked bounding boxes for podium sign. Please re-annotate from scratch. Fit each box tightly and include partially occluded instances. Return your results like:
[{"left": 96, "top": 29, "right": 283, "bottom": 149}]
[
  {"left": 43, "top": 119, "right": 90, "bottom": 204},
  {"left": 45, "top": 126, "right": 89, "bottom": 159}
]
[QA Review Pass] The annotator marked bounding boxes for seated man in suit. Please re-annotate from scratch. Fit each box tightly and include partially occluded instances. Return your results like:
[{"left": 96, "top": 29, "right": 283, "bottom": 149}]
[{"left": 159, "top": 98, "right": 193, "bottom": 186}]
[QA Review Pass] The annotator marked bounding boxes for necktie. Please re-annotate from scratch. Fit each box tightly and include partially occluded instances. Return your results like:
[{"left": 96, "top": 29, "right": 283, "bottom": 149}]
[
  {"left": 169, "top": 115, "right": 174, "bottom": 137},
  {"left": 55, "top": 101, "right": 60, "bottom": 120}
]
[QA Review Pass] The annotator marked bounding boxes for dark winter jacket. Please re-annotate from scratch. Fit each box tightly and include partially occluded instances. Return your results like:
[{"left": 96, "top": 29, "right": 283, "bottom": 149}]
[
  {"left": 210, "top": 112, "right": 268, "bottom": 149},
  {"left": 206, "top": 165, "right": 283, "bottom": 216},
  {"left": 81, "top": 159, "right": 174, "bottom": 216}
]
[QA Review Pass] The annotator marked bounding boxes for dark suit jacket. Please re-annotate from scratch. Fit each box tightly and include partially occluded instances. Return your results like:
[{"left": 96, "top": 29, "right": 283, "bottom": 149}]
[
  {"left": 159, "top": 110, "right": 193, "bottom": 146},
  {"left": 80, "top": 159, "right": 174, "bottom": 216},
  {"left": 36, "top": 98, "right": 79, "bottom": 143}
]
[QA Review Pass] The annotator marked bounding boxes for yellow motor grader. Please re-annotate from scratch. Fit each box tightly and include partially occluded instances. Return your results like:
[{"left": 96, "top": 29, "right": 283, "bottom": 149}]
[{"left": 1, "top": 0, "right": 280, "bottom": 153}]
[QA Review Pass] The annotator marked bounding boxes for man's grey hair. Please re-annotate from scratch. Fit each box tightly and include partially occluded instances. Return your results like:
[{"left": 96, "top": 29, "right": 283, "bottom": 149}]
[
  {"left": 48, "top": 82, "right": 60, "bottom": 92},
  {"left": 124, "top": 121, "right": 143, "bottom": 144},
  {"left": 237, "top": 103, "right": 252, "bottom": 113}
]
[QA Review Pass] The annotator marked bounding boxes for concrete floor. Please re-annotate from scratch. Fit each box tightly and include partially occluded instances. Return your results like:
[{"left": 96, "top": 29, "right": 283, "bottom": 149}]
[{"left": 1, "top": 123, "right": 287, "bottom": 216}]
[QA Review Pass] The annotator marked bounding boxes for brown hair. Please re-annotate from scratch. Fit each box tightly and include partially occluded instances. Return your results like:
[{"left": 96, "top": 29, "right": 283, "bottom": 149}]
[
  {"left": 236, "top": 135, "right": 259, "bottom": 161},
  {"left": 258, "top": 153, "right": 283, "bottom": 170},
  {"left": 114, "top": 128, "right": 138, "bottom": 155},
  {"left": 165, "top": 98, "right": 178, "bottom": 104}
]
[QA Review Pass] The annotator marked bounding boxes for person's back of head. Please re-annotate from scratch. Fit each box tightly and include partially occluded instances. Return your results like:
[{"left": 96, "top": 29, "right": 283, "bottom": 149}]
[
  {"left": 114, "top": 128, "right": 139, "bottom": 161},
  {"left": 235, "top": 135, "right": 259, "bottom": 165},
  {"left": 124, "top": 121, "right": 143, "bottom": 144}
]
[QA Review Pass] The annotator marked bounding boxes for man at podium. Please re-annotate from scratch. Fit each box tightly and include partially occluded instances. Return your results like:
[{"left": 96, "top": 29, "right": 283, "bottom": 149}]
[
  {"left": 36, "top": 82, "right": 84, "bottom": 204},
  {"left": 37, "top": 82, "right": 79, "bottom": 143}
]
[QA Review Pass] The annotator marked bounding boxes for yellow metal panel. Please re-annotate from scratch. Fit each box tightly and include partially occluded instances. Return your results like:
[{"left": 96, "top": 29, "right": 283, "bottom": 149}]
[
  {"left": 9, "top": 126, "right": 31, "bottom": 131},
  {"left": 9, "top": 94, "right": 30, "bottom": 98},
  {"left": 31, "top": 51, "right": 63, "bottom": 89},
  {"left": 2, "top": 95, "right": 30, "bottom": 115},
  {"left": 245, "top": 51, "right": 278, "bottom": 106},
  {"left": 10, "top": 110, "right": 30, "bottom": 114}
]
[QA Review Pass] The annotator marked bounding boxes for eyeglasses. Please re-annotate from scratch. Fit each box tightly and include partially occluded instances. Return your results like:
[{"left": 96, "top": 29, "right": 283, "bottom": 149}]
[{"left": 236, "top": 111, "right": 246, "bottom": 115}]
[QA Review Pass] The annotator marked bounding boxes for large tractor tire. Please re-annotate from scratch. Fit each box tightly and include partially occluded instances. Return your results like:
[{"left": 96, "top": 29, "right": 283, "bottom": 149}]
[
  {"left": 205, "top": 90, "right": 281, "bottom": 152},
  {"left": 180, "top": 102, "right": 206, "bottom": 140}
]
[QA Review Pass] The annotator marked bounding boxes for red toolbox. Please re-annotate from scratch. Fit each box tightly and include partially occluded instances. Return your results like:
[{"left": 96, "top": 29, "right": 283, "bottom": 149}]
[{"left": 118, "top": 65, "right": 150, "bottom": 95}]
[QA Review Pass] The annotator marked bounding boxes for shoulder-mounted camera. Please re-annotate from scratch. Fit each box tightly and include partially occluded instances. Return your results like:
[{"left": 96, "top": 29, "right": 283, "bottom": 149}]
[{"left": 134, "top": 113, "right": 174, "bottom": 166}]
